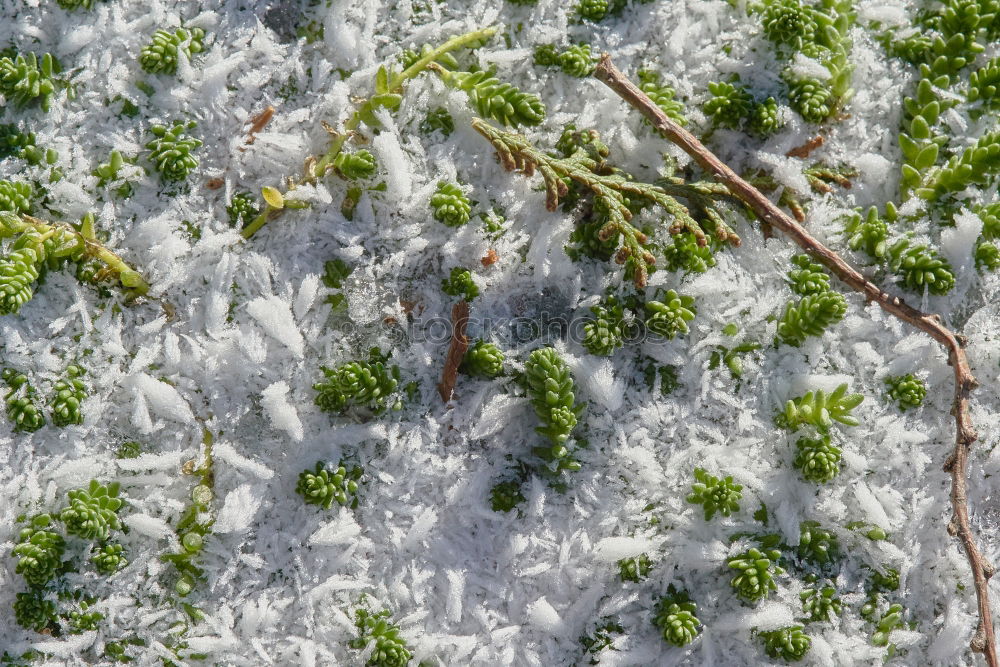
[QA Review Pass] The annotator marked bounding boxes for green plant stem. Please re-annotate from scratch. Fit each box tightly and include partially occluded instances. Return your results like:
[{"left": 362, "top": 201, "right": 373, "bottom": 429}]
[{"left": 240, "top": 26, "right": 497, "bottom": 240}]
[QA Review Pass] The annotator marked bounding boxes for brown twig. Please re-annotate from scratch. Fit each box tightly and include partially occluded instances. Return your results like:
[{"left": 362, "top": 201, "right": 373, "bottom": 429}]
[
  {"left": 595, "top": 54, "right": 997, "bottom": 665},
  {"left": 244, "top": 105, "right": 275, "bottom": 145},
  {"left": 438, "top": 300, "right": 470, "bottom": 402},
  {"left": 786, "top": 135, "right": 824, "bottom": 158}
]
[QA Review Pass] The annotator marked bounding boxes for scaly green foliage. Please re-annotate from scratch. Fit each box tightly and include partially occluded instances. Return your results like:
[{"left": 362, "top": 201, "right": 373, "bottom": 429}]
[
  {"left": 296, "top": 461, "right": 362, "bottom": 510},
  {"left": 797, "top": 521, "right": 838, "bottom": 564},
  {"left": 3, "top": 368, "right": 45, "bottom": 432},
  {"left": 800, "top": 585, "right": 842, "bottom": 622},
  {"left": 617, "top": 553, "right": 652, "bottom": 582},
  {"left": 525, "top": 347, "right": 582, "bottom": 470},
  {"left": 472, "top": 120, "right": 741, "bottom": 287},
  {"left": 91, "top": 542, "right": 127, "bottom": 575},
  {"left": 645, "top": 290, "right": 696, "bottom": 339},
  {"left": 139, "top": 27, "right": 205, "bottom": 75},
  {"left": 314, "top": 351, "right": 401, "bottom": 414},
  {"left": 793, "top": 434, "right": 841, "bottom": 483},
  {"left": 729, "top": 547, "right": 783, "bottom": 603},
  {"left": 652, "top": 588, "right": 701, "bottom": 647},
  {"left": 637, "top": 69, "right": 688, "bottom": 126},
  {"left": 885, "top": 373, "right": 926, "bottom": 410},
  {"left": 227, "top": 192, "right": 259, "bottom": 228},
  {"left": 350, "top": 609, "right": 412, "bottom": 667},
  {"left": 703, "top": 80, "right": 754, "bottom": 129},
  {"left": 776, "top": 291, "right": 847, "bottom": 346},
  {"left": 687, "top": 468, "right": 742, "bottom": 521},
  {"left": 430, "top": 181, "right": 472, "bottom": 227},
  {"left": 50, "top": 364, "right": 86, "bottom": 427},
  {"left": 435, "top": 68, "right": 546, "bottom": 128},
  {"left": 463, "top": 340, "right": 505, "bottom": 378},
  {"left": 145, "top": 120, "right": 201, "bottom": 182},
  {"left": 441, "top": 267, "right": 479, "bottom": 300},
  {"left": 13, "top": 589, "right": 56, "bottom": 631},
  {"left": 333, "top": 150, "right": 377, "bottom": 180},
  {"left": 0, "top": 180, "right": 33, "bottom": 214},
  {"left": 59, "top": 480, "right": 124, "bottom": 541},
  {"left": 12, "top": 516, "right": 65, "bottom": 587},
  {"left": 886, "top": 238, "right": 955, "bottom": 294},
  {"left": 583, "top": 296, "right": 626, "bottom": 356},
  {"left": 760, "top": 0, "right": 817, "bottom": 48},
  {"left": 759, "top": 625, "right": 811, "bottom": 661},
  {"left": 0, "top": 52, "right": 60, "bottom": 111},
  {"left": 559, "top": 44, "right": 596, "bottom": 77},
  {"left": 778, "top": 383, "right": 863, "bottom": 432},
  {"left": 489, "top": 480, "right": 525, "bottom": 512}
]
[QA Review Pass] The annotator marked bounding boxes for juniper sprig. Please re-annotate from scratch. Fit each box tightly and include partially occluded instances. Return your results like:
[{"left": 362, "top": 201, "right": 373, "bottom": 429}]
[
  {"left": 703, "top": 80, "right": 754, "bottom": 129},
  {"left": 59, "top": 480, "right": 124, "bottom": 541},
  {"left": 759, "top": 625, "right": 811, "bottom": 661},
  {"left": 91, "top": 542, "right": 128, "bottom": 575},
  {"left": 296, "top": 461, "right": 362, "bottom": 510},
  {"left": 145, "top": 120, "right": 201, "bottom": 182},
  {"left": 652, "top": 589, "right": 701, "bottom": 647},
  {"left": 886, "top": 238, "right": 955, "bottom": 295},
  {"left": 313, "top": 352, "right": 401, "bottom": 414},
  {"left": 559, "top": 44, "right": 596, "bottom": 77},
  {"left": 645, "top": 290, "right": 696, "bottom": 339},
  {"left": 729, "top": 547, "right": 783, "bottom": 603},
  {"left": 463, "top": 339, "right": 505, "bottom": 378},
  {"left": 350, "top": 609, "right": 413, "bottom": 667},
  {"left": 778, "top": 383, "right": 863, "bottom": 432},
  {"left": 793, "top": 434, "right": 841, "bottom": 483},
  {"left": 332, "top": 150, "right": 377, "bottom": 180},
  {"left": 472, "top": 120, "right": 741, "bottom": 287},
  {"left": 618, "top": 553, "right": 652, "bottom": 582},
  {"left": 800, "top": 585, "right": 842, "bottom": 622},
  {"left": 489, "top": 479, "right": 526, "bottom": 512},
  {"left": 687, "top": 468, "right": 742, "bottom": 521},
  {"left": 583, "top": 296, "right": 626, "bottom": 356},
  {"left": 139, "top": 27, "right": 206, "bottom": 75},
  {"left": 432, "top": 67, "right": 546, "bottom": 128},
  {"left": 0, "top": 52, "right": 60, "bottom": 111},
  {"left": 430, "top": 181, "right": 472, "bottom": 227},
  {"left": 3, "top": 368, "right": 45, "bottom": 432},
  {"left": 50, "top": 364, "right": 86, "bottom": 427},
  {"left": 13, "top": 589, "right": 57, "bottom": 631},
  {"left": 797, "top": 521, "right": 839, "bottom": 564},
  {"left": 12, "top": 515, "right": 65, "bottom": 587},
  {"left": 525, "top": 347, "right": 581, "bottom": 470},
  {"left": 776, "top": 291, "right": 847, "bottom": 346},
  {"left": 442, "top": 267, "right": 479, "bottom": 300}
]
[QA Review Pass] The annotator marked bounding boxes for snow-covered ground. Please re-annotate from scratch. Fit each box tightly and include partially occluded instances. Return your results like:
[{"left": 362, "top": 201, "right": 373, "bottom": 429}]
[{"left": 1, "top": 0, "right": 999, "bottom": 664}]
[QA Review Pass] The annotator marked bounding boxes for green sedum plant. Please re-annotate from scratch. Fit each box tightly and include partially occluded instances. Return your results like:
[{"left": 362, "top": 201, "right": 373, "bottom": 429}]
[
  {"left": 686, "top": 468, "right": 742, "bottom": 520},
  {"left": 59, "top": 480, "right": 124, "bottom": 541},
  {"left": 871, "top": 603, "right": 905, "bottom": 647},
  {"left": 296, "top": 461, "right": 362, "bottom": 510},
  {"left": 139, "top": 27, "right": 205, "bottom": 75},
  {"left": 12, "top": 515, "right": 65, "bottom": 587},
  {"left": 525, "top": 347, "right": 582, "bottom": 471},
  {"left": 729, "top": 546, "right": 783, "bottom": 603},
  {"left": 441, "top": 267, "right": 479, "bottom": 300},
  {"left": 91, "top": 542, "right": 127, "bottom": 575},
  {"left": 793, "top": 434, "right": 841, "bottom": 483},
  {"left": 703, "top": 80, "right": 754, "bottom": 129},
  {"left": 967, "top": 56, "right": 1000, "bottom": 115},
  {"left": 759, "top": 0, "right": 817, "bottom": 49},
  {"left": 617, "top": 553, "right": 652, "bottom": 582},
  {"left": 797, "top": 521, "right": 839, "bottom": 564},
  {"left": 3, "top": 368, "right": 45, "bottom": 432},
  {"left": 559, "top": 44, "right": 596, "bottom": 77},
  {"left": 50, "top": 364, "right": 86, "bottom": 427},
  {"left": 777, "top": 383, "right": 863, "bottom": 432},
  {"left": 463, "top": 340, "right": 505, "bottom": 378},
  {"left": 776, "top": 290, "right": 847, "bottom": 346},
  {"left": 489, "top": 479, "right": 525, "bottom": 512},
  {"left": 637, "top": 70, "right": 687, "bottom": 126},
  {"left": 787, "top": 254, "right": 830, "bottom": 295},
  {"left": 430, "top": 181, "right": 472, "bottom": 227},
  {"left": 800, "top": 585, "right": 842, "bottom": 622},
  {"left": 583, "top": 296, "right": 626, "bottom": 356},
  {"left": 645, "top": 290, "right": 696, "bottom": 339},
  {"left": 13, "top": 589, "right": 56, "bottom": 631},
  {"left": 350, "top": 608, "right": 412, "bottom": 667},
  {"left": 759, "top": 625, "right": 811, "bottom": 661},
  {"left": 652, "top": 588, "right": 701, "bottom": 647},
  {"left": 750, "top": 96, "right": 784, "bottom": 136},
  {"left": 314, "top": 350, "right": 401, "bottom": 414},
  {"left": 333, "top": 150, "right": 377, "bottom": 180},
  {"left": 145, "top": 121, "right": 201, "bottom": 182},
  {"left": 421, "top": 107, "right": 454, "bottom": 136},
  {"left": 0, "top": 180, "right": 33, "bottom": 214},
  {"left": 886, "top": 238, "right": 955, "bottom": 294},
  {"left": 227, "top": 192, "right": 259, "bottom": 228},
  {"left": 0, "top": 52, "right": 60, "bottom": 111},
  {"left": 885, "top": 373, "right": 926, "bottom": 410}
]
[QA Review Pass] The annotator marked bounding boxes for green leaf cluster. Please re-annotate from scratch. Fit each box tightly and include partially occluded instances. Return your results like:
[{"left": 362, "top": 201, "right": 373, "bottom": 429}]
[
  {"left": 638, "top": 70, "right": 688, "bottom": 126},
  {"left": 441, "top": 266, "right": 479, "bottom": 300},
  {"left": 314, "top": 351, "right": 402, "bottom": 414},
  {"left": 645, "top": 289, "right": 696, "bottom": 339},
  {"left": 463, "top": 339, "right": 505, "bottom": 378},
  {"left": 437, "top": 69, "right": 546, "bottom": 128},
  {"left": 139, "top": 27, "right": 205, "bottom": 76},
  {"left": 777, "top": 382, "right": 863, "bottom": 432},
  {"left": 227, "top": 192, "right": 259, "bottom": 228},
  {"left": 349, "top": 609, "right": 412, "bottom": 667},
  {"left": 686, "top": 468, "right": 742, "bottom": 520},
  {"left": 793, "top": 434, "right": 841, "bottom": 483},
  {"left": 430, "top": 181, "right": 472, "bottom": 227},
  {"left": 525, "top": 347, "right": 582, "bottom": 471},
  {"left": 617, "top": 553, "right": 652, "bottom": 582},
  {"left": 758, "top": 625, "right": 811, "bottom": 661},
  {"left": 60, "top": 480, "right": 123, "bottom": 541},
  {"left": 145, "top": 120, "right": 201, "bottom": 182},
  {"left": 0, "top": 52, "right": 61, "bottom": 111},
  {"left": 885, "top": 373, "right": 926, "bottom": 410},
  {"left": 797, "top": 520, "right": 838, "bottom": 564},
  {"left": 50, "top": 364, "right": 86, "bottom": 427},
  {"left": 583, "top": 296, "right": 626, "bottom": 356},
  {"left": 729, "top": 546, "right": 783, "bottom": 603},
  {"left": 800, "top": 585, "right": 841, "bottom": 622},
  {"left": 296, "top": 461, "right": 362, "bottom": 510},
  {"left": 12, "top": 515, "right": 65, "bottom": 587},
  {"left": 2, "top": 368, "right": 45, "bottom": 432},
  {"left": 652, "top": 588, "right": 701, "bottom": 647}
]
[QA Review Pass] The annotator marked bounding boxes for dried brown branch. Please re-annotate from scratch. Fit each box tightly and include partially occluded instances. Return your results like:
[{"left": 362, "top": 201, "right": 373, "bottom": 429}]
[
  {"left": 245, "top": 105, "right": 275, "bottom": 145},
  {"left": 786, "top": 135, "right": 825, "bottom": 158},
  {"left": 438, "top": 300, "right": 470, "bottom": 403},
  {"left": 595, "top": 54, "right": 997, "bottom": 665}
]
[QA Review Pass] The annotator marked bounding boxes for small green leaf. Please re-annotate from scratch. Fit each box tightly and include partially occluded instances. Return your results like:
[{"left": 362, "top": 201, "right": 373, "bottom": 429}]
[
  {"left": 375, "top": 65, "right": 389, "bottom": 94},
  {"left": 261, "top": 186, "right": 284, "bottom": 209}
]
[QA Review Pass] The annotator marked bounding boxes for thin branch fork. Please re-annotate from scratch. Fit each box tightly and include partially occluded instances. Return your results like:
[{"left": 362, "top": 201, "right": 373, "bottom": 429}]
[{"left": 594, "top": 54, "right": 996, "bottom": 664}]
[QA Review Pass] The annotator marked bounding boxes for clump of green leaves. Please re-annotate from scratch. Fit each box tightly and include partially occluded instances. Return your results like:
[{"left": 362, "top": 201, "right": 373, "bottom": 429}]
[
  {"left": 577, "top": 0, "right": 612, "bottom": 21},
  {"left": 886, "top": 238, "right": 955, "bottom": 294},
  {"left": 652, "top": 588, "right": 701, "bottom": 647},
  {"left": 314, "top": 349, "right": 401, "bottom": 414},
  {"left": 871, "top": 603, "right": 905, "bottom": 647},
  {"left": 296, "top": 461, "right": 362, "bottom": 510},
  {"left": 749, "top": 96, "right": 784, "bottom": 136},
  {"left": 333, "top": 150, "right": 377, "bottom": 180},
  {"left": 3, "top": 368, "right": 45, "bottom": 432},
  {"left": 703, "top": 80, "right": 754, "bottom": 129},
  {"left": 787, "top": 254, "right": 830, "bottom": 295},
  {"left": 430, "top": 181, "right": 472, "bottom": 227},
  {"left": 91, "top": 542, "right": 127, "bottom": 575},
  {"left": 559, "top": 44, "right": 596, "bottom": 77},
  {"left": 13, "top": 590, "right": 56, "bottom": 631},
  {"left": 441, "top": 266, "right": 479, "bottom": 300},
  {"left": 463, "top": 339, "right": 505, "bottom": 378},
  {"left": 489, "top": 479, "right": 525, "bottom": 512},
  {"left": 687, "top": 468, "right": 742, "bottom": 520},
  {"left": 885, "top": 373, "right": 926, "bottom": 410},
  {"left": 797, "top": 521, "right": 838, "bottom": 564},
  {"left": 759, "top": 625, "right": 811, "bottom": 661},
  {"left": 793, "top": 434, "right": 841, "bottom": 483},
  {"left": 0, "top": 180, "right": 33, "bottom": 214},
  {"left": 145, "top": 120, "right": 201, "bottom": 182},
  {"left": 645, "top": 290, "right": 696, "bottom": 339},
  {"left": 421, "top": 107, "right": 454, "bottom": 136},
  {"left": 139, "top": 27, "right": 205, "bottom": 75},
  {"left": 580, "top": 619, "right": 624, "bottom": 661},
  {"left": 50, "top": 364, "right": 86, "bottom": 427},
  {"left": 349, "top": 608, "right": 412, "bottom": 667},
  {"left": 227, "top": 192, "right": 259, "bottom": 228},
  {"left": 0, "top": 52, "right": 61, "bottom": 111},
  {"left": 729, "top": 546, "right": 783, "bottom": 603},
  {"left": 434, "top": 68, "right": 546, "bottom": 128},
  {"left": 776, "top": 291, "right": 847, "bottom": 346},
  {"left": 967, "top": 56, "right": 1000, "bottom": 115},
  {"left": 759, "top": 0, "right": 817, "bottom": 48},
  {"left": 583, "top": 296, "right": 626, "bottom": 356},
  {"left": 12, "top": 515, "right": 65, "bottom": 587},
  {"left": 845, "top": 206, "right": 889, "bottom": 259},
  {"left": 637, "top": 69, "right": 688, "bottom": 126},
  {"left": 777, "top": 383, "right": 863, "bottom": 432},
  {"left": 525, "top": 347, "right": 582, "bottom": 471},
  {"left": 800, "top": 585, "right": 841, "bottom": 622},
  {"left": 617, "top": 553, "right": 652, "bottom": 582},
  {"left": 59, "top": 480, "right": 123, "bottom": 541},
  {"left": 916, "top": 131, "right": 1000, "bottom": 201}
]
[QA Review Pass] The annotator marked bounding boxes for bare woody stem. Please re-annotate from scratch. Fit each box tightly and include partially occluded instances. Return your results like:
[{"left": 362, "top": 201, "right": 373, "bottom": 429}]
[
  {"left": 438, "top": 300, "right": 470, "bottom": 402},
  {"left": 594, "top": 54, "right": 997, "bottom": 665}
]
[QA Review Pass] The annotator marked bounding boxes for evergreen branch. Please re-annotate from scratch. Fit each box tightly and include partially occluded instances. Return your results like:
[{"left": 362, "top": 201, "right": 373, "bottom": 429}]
[{"left": 595, "top": 55, "right": 997, "bottom": 664}]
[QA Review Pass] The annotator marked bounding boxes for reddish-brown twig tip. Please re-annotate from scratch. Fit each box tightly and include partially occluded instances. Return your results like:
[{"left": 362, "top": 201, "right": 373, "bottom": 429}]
[
  {"left": 438, "top": 300, "right": 470, "bottom": 403},
  {"left": 595, "top": 54, "right": 998, "bottom": 666}
]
